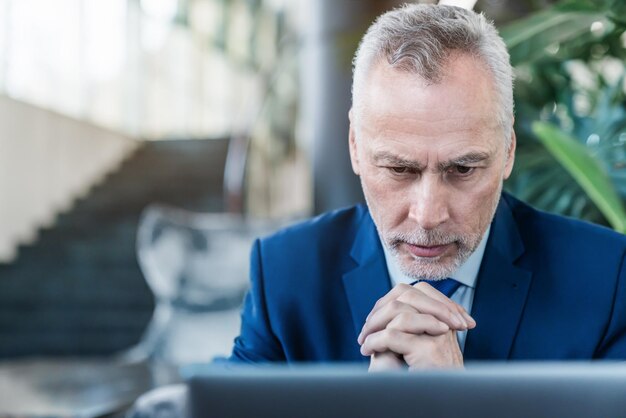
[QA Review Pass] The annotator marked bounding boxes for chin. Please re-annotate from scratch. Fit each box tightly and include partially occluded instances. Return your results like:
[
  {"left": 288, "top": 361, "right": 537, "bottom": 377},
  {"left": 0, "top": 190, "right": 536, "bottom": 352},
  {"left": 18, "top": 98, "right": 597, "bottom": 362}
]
[{"left": 399, "top": 255, "right": 459, "bottom": 281}]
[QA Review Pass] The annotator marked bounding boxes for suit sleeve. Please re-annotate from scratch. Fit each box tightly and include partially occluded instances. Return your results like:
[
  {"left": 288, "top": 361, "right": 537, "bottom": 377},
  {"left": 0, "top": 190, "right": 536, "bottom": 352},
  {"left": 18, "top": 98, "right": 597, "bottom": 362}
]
[
  {"left": 227, "top": 238, "right": 286, "bottom": 363},
  {"left": 594, "top": 249, "right": 626, "bottom": 359}
]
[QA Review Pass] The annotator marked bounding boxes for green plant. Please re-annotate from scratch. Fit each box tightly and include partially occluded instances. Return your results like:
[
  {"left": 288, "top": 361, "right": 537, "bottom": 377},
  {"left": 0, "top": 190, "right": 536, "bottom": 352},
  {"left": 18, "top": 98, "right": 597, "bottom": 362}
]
[
  {"left": 533, "top": 121, "right": 626, "bottom": 232},
  {"left": 500, "top": 0, "right": 626, "bottom": 230}
]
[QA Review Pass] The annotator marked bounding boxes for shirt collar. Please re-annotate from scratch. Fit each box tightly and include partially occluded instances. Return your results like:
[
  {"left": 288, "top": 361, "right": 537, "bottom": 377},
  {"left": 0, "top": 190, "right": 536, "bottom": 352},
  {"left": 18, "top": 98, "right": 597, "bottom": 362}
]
[{"left": 382, "top": 225, "right": 491, "bottom": 289}]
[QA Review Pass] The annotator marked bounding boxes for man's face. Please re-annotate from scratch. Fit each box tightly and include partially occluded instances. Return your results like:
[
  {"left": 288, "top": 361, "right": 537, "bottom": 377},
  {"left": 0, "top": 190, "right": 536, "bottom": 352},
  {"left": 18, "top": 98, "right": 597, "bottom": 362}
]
[{"left": 349, "top": 54, "right": 515, "bottom": 280}]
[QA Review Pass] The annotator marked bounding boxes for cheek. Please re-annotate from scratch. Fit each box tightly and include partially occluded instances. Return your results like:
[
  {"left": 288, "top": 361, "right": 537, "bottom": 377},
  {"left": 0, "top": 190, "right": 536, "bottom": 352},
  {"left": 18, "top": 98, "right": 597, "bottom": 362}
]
[
  {"left": 361, "top": 170, "right": 409, "bottom": 222},
  {"left": 361, "top": 166, "right": 390, "bottom": 197},
  {"left": 361, "top": 171, "right": 389, "bottom": 212},
  {"left": 450, "top": 174, "right": 502, "bottom": 227}
]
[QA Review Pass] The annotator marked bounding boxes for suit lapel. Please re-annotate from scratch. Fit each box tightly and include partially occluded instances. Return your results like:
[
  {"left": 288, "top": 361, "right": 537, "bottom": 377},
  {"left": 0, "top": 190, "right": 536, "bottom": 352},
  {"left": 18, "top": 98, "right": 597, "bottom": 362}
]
[
  {"left": 464, "top": 196, "right": 533, "bottom": 360},
  {"left": 342, "top": 209, "right": 392, "bottom": 347}
]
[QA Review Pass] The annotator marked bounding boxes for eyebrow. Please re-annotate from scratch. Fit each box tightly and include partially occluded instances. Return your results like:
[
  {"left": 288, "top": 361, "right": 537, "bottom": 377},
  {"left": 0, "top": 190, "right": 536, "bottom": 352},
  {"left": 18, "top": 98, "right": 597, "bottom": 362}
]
[
  {"left": 372, "top": 150, "right": 491, "bottom": 172},
  {"left": 373, "top": 152, "right": 424, "bottom": 171},
  {"left": 437, "top": 151, "right": 491, "bottom": 171}
]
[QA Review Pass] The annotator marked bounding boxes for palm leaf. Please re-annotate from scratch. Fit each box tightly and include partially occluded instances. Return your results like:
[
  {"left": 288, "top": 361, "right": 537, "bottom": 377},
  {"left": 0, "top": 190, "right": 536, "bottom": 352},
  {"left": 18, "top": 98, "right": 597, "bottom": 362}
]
[
  {"left": 532, "top": 122, "right": 626, "bottom": 232},
  {"left": 501, "top": 9, "right": 607, "bottom": 66}
]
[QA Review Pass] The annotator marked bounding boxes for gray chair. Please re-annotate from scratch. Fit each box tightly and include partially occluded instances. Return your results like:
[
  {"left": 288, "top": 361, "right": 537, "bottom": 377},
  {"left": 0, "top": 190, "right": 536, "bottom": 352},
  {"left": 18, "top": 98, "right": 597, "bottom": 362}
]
[
  {"left": 126, "top": 384, "right": 188, "bottom": 418},
  {"left": 123, "top": 204, "right": 278, "bottom": 365}
]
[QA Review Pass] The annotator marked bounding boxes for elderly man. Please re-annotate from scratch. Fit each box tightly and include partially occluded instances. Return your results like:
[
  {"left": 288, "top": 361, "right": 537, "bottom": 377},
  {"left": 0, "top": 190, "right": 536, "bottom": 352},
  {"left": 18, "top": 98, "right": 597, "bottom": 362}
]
[{"left": 228, "top": 3, "right": 626, "bottom": 370}]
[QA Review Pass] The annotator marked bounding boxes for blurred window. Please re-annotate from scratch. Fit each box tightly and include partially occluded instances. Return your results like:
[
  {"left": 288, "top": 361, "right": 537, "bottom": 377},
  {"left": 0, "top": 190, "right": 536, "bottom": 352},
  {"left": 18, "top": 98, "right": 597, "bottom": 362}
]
[{"left": 0, "top": 0, "right": 279, "bottom": 139}]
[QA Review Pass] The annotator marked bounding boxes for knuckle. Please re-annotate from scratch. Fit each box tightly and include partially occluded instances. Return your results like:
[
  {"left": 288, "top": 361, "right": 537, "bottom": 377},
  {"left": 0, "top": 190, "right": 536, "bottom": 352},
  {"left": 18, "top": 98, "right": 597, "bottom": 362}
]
[
  {"left": 379, "top": 328, "right": 394, "bottom": 340},
  {"left": 397, "top": 311, "right": 413, "bottom": 323},
  {"left": 446, "top": 308, "right": 458, "bottom": 320},
  {"left": 396, "top": 292, "right": 411, "bottom": 304},
  {"left": 363, "top": 334, "right": 376, "bottom": 349},
  {"left": 388, "top": 300, "right": 403, "bottom": 312},
  {"left": 415, "top": 281, "right": 431, "bottom": 290},
  {"left": 399, "top": 289, "right": 420, "bottom": 305},
  {"left": 397, "top": 312, "right": 414, "bottom": 328},
  {"left": 452, "top": 301, "right": 464, "bottom": 311},
  {"left": 441, "top": 303, "right": 458, "bottom": 319},
  {"left": 388, "top": 312, "right": 411, "bottom": 330},
  {"left": 381, "top": 330, "right": 395, "bottom": 343},
  {"left": 397, "top": 283, "right": 414, "bottom": 296},
  {"left": 434, "top": 299, "right": 450, "bottom": 311}
]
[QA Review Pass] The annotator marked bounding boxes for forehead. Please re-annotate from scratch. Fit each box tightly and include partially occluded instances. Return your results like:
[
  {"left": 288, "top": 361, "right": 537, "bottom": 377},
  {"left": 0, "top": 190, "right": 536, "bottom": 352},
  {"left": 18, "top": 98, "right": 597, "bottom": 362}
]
[{"left": 356, "top": 54, "right": 503, "bottom": 155}]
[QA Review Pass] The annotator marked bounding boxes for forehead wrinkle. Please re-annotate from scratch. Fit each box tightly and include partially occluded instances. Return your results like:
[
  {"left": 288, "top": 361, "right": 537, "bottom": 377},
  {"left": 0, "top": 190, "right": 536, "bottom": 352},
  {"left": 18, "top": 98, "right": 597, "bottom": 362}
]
[{"left": 360, "top": 114, "right": 501, "bottom": 144}]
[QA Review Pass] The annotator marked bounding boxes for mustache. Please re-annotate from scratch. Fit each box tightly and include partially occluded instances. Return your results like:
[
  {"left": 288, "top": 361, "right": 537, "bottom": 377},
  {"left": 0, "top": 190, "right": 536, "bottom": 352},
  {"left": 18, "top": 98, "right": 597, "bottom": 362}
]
[{"left": 387, "top": 229, "right": 469, "bottom": 248}]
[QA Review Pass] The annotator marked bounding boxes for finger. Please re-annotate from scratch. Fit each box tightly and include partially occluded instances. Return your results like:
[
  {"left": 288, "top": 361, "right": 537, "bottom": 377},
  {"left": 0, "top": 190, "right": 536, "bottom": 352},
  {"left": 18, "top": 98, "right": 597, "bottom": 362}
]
[
  {"left": 404, "top": 331, "right": 464, "bottom": 370},
  {"left": 358, "top": 300, "right": 448, "bottom": 344},
  {"left": 396, "top": 289, "right": 468, "bottom": 330},
  {"left": 366, "top": 283, "right": 413, "bottom": 321},
  {"left": 413, "top": 282, "right": 476, "bottom": 328},
  {"left": 413, "top": 281, "right": 463, "bottom": 310},
  {"left": 369, "top": 352, "right": 405, "bottom": 372},
  {"left": 461, "top": 311, "right": 476, "bottom": 329},
  {"left": 362, "top": 329, "right": 460, "bottom": 361},
  {"left": 359, "top": 300, "right": 417, "bottom": 344},
  {"left": 386, "top": 312, "right": 452, "bottom": 336},
  {"left": 361, "top": 328, "right": 417, "bottom": 356}
]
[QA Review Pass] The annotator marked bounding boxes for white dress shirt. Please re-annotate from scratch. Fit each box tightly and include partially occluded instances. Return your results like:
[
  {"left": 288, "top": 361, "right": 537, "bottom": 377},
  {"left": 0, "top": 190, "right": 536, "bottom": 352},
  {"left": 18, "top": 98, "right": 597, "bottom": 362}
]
[{"left": 381, "top": 226, "right": 491, "bottom": 351}]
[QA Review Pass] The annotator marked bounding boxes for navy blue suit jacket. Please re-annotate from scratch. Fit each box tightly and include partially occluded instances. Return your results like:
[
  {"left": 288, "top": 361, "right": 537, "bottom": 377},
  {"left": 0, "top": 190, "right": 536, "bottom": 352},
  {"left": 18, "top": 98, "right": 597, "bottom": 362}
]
[{"left": 229, "top": 193, "right": 626, "bottom": 363}]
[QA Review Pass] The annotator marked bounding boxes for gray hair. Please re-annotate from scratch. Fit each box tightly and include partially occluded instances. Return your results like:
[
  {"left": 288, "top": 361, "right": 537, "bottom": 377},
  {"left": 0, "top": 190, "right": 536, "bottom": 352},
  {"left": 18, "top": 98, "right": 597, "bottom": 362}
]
[{"left": 352, "top": 3, "right": 514, "bottom": 149}]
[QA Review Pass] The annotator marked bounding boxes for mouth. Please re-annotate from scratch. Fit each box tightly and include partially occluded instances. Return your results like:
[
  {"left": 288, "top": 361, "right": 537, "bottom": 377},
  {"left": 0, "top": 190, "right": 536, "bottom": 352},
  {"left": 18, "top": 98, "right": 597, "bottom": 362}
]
[{"left": 404, "top": 242, "right": 453, "bottom": 258}]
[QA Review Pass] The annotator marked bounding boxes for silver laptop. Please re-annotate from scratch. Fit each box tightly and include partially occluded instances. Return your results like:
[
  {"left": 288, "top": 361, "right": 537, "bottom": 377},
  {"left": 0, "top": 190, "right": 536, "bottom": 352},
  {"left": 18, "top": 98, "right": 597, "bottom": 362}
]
[{"left": 186, "top": 362, "right": 626, "bottom": 418}]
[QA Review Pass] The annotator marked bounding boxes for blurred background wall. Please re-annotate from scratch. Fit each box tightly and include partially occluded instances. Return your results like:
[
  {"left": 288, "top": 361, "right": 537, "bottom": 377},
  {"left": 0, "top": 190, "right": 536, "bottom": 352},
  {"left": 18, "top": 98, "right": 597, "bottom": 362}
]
[
  {"left": 0, "top": 0, "right": 625, "bottom": 362},
  {"left": 0, "top": 96, "right": 137, "bottom": 261}
]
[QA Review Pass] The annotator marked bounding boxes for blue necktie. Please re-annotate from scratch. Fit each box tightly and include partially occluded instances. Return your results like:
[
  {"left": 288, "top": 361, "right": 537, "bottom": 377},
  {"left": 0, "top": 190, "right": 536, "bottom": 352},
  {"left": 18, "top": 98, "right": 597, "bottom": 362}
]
[{"left": 411, "top": 278, "right": 461, "bottom": 298}]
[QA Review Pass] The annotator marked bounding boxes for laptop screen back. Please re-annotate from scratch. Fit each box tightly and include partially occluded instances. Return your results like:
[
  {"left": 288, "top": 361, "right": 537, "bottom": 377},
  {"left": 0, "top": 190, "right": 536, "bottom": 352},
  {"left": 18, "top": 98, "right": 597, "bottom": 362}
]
[{"left": 187, "top": 363, "right": 626, "bottom": 418}]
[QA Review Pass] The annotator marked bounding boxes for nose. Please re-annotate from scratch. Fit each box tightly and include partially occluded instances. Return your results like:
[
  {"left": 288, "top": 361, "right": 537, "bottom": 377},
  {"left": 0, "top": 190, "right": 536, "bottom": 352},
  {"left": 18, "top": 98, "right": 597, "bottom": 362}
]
[{"left": 408, "top": 175, "right": 450, "bottom": 230}]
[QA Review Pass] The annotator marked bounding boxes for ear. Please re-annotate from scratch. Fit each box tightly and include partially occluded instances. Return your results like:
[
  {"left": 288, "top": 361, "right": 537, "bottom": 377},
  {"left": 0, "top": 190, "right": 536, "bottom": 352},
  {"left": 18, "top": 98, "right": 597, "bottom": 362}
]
[
  {"left": 503, "top": 124, "right": 516, "bottom": 180},
  {"left": 348, "top": 109, "right": 361, "bottom": 176}
]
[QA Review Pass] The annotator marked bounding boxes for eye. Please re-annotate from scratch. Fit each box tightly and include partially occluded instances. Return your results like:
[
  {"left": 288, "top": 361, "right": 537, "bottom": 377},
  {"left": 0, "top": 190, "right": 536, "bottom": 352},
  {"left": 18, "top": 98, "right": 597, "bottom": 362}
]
[
  {"left": 451, "top": 166, "right": 475, "bottom": 176},
  {"left": 390, "top": 166, "right": 408, "bottom": 174}
]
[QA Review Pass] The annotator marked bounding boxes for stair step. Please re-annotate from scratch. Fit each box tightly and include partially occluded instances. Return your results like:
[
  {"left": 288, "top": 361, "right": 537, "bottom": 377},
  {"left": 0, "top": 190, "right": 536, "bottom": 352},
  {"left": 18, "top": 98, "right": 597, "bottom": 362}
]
[
  {"left": 0, "top": 138, "right": 229, "bottom": 357},
  {"left": 0, "top": 308, "right": 152, "bottom": 329},
  {"left": 0, "top": 331, "right": 145, "bottom": 357}
]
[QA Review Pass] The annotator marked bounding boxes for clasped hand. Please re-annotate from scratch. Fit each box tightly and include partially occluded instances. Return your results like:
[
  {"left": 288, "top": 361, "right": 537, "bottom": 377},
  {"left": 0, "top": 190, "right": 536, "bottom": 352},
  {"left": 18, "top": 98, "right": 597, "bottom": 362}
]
[{"left": 357, "top": 282, "right": 476, "bottom": 370}]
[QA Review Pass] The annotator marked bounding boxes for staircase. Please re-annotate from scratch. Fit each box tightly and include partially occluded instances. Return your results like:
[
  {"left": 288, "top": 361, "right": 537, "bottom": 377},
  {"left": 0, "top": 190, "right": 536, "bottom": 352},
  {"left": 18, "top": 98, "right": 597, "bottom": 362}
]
[{"left": 0, "top": 138, "right": 229, "bottom": 358}]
